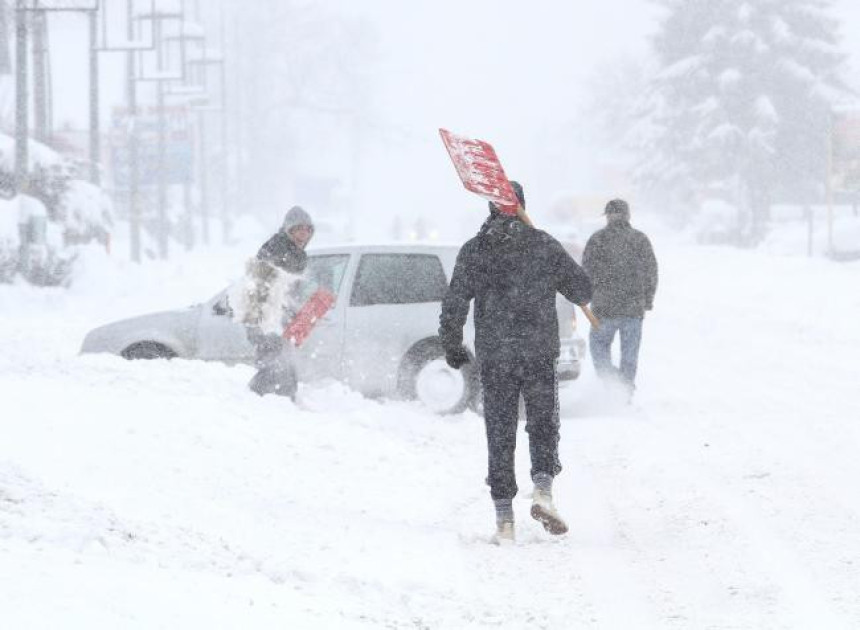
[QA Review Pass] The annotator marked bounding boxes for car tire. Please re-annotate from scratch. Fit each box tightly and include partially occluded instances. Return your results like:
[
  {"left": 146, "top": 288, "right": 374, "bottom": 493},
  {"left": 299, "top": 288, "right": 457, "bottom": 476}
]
[
  {"left": 121, "top": 341, "right": 177, "bottom": 360},
  {"left": 398, "top": 341, "right": 479, "bottom": 415}
]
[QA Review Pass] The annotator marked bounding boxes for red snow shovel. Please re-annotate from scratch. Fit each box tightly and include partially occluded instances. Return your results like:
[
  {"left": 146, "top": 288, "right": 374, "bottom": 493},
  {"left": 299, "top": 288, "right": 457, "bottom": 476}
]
[
  {"left": 439, "top": 128, "right": 600, "bottom": 328},
  {"left": 283, "top": 288, "right": 336, "bottom": 347}
]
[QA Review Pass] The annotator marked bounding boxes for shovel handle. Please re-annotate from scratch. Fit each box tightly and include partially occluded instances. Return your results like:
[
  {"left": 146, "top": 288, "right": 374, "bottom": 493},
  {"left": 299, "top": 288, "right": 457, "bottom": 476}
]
[
  {"left": 516, "top": 204, "right": 535, "bottom": 228},
  {"left": 513, "top": 200, "right": 597, "bottom": 328}
]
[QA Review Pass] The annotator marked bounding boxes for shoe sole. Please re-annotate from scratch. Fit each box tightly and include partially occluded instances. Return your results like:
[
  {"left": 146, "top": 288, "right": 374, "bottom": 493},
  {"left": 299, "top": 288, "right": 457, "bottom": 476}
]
[{"left": 531, "top": 504, "right": 568, "bottom": 535}]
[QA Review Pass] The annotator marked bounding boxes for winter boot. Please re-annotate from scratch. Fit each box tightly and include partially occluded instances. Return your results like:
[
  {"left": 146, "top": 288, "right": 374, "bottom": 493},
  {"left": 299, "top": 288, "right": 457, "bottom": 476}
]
[
  {"left": 491, "top": 499, "right": 515, "bottom": 544},
  {"left": 492, "top": 520, "right": 515, "bottom": 545},
  {"left": 248, "top": 365, "right": 297, "bottom": 400},
  {"left": 531, "top": 489, "right": 568, "bottom": 535}
]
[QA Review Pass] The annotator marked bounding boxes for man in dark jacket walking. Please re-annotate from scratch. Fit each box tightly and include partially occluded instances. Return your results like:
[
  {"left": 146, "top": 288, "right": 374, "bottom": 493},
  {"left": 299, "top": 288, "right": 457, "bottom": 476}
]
[
  {"left": 439, "top": 181, "right": 592, "bottom": 543},
  {"left": 582, "top": 199, "right": 658, "bottom": 400},
  {"left": 232, "top": 205, "right": 315, "bottom": 399}
]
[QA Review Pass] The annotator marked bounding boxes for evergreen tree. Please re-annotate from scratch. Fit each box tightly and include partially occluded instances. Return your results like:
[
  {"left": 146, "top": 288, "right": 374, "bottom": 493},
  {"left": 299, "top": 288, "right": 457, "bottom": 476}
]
[{"left": 635, "top": 0, "right": 846, "bottom": 242}]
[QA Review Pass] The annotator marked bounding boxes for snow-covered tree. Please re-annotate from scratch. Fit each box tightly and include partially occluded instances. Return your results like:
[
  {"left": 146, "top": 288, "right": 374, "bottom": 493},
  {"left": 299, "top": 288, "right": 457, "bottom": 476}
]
[{"left": 634, "top": 0, "right": 847, "bottom": 242}]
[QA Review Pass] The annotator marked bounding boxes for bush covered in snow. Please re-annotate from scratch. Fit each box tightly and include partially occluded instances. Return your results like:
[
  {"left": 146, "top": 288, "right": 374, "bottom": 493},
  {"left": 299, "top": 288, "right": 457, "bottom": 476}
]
[
  {"left": 0, "top": 133, "right": 113, "bottom": 286},
  {"left": 0, "top": 199, "right": 17, "bottom": 282}
]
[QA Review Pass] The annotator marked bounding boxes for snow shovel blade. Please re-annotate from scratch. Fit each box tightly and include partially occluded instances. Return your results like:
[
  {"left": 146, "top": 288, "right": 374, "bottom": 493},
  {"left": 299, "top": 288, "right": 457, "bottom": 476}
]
[
  {"left": 439, "top": 128, "right": 519, "bottom": 214},
  {"left": 440, "top": 128, "right": 600, "bottom": 329},
  {"left": 283, "top": 288, "right": 336, "bottom": 347}
]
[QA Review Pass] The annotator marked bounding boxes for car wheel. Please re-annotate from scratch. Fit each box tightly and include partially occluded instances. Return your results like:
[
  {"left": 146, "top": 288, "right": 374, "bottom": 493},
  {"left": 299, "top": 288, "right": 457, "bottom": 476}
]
[
  {"left": 121, "top": 341, "right": 177, "bottom": 360},
  {"left": 399, "top": 342, "right": 479, "bottom": 414}
]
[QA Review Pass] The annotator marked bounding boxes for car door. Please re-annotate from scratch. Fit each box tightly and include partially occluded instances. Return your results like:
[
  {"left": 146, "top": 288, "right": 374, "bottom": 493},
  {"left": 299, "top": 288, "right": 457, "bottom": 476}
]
[
  {"left": 342, "top": 253, "right": 448, "bottom": 396},
  {"left": 292, "top": 253, "right": 351, "bottom": 382},
  {"left": 196, "top": 290, "right": 256, "bottom": 363}
]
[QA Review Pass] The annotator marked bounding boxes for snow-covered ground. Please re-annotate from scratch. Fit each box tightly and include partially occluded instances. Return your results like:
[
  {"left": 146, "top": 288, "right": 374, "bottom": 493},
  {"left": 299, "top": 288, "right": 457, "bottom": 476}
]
[{"left": 2, "top": 230, "right": 860, "bottom": 629}]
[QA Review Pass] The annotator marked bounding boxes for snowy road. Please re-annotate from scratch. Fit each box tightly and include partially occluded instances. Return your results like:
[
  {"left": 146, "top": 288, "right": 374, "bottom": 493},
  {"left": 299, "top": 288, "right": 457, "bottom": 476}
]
[{"left": 2, "top": 241, "right": 859, "bottom": 628}]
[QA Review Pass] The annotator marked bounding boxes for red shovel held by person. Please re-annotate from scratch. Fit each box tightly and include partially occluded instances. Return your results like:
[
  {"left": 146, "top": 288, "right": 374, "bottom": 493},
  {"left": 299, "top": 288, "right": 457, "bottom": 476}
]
[
  {"left": 283, "top": 288, "right": 336, "bottom": 347},
  {"left": 439, "top": 128, "right": 600, "bottom": 328}
]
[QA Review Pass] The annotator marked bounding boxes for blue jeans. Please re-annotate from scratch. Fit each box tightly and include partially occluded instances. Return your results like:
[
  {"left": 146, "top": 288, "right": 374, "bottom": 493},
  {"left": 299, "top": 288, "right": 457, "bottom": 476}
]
[{"left": 589, "top": 317, "right": 643, "bottom": 389}]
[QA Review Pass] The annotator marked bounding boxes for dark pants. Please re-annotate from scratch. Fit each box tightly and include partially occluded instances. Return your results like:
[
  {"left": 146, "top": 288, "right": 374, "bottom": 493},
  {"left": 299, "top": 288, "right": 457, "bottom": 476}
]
[
  {"left": 480, "top": 355, "right": 561, "bottom": 501},
  {"left": 246, "top": 327, "right": 298, "bottom": 400},
  {"left": 589, "top": 317, "right": 643, "bottom": 390}
]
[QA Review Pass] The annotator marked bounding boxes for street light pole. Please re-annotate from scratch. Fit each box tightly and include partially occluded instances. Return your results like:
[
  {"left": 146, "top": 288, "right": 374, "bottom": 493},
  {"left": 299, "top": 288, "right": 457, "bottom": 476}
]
[
  {"left": 20, "top": 1, "right": 103, "bottom": 181},
  {"left": 154, "top": 16, "right": 168, "bottom": 259},
  {"left": 14, "top": 0, "right": 28, "bottom": 193},
  {"left": 96, "top": 0, "right": 157, "bottom": 263},
  {"left": 127, "top": 0, "right": 141, "bottom": 262},
  {"left": 134, "top": 4, "right": 187, "bottom": 260},
  {"left": 186, "top": 53, "right": 226, "bottom": 249},
  {"left": 88, "top": 8, "right": 100, "bottom": 184},
  {"left": 219, "top": 5, "right": 229, "bottom": 244},
  {"left": 32, "top": 10, "right": 47, "bottom": 142},
  {"left": 197, "top": 100, "right": 209, "bottom": 245}
]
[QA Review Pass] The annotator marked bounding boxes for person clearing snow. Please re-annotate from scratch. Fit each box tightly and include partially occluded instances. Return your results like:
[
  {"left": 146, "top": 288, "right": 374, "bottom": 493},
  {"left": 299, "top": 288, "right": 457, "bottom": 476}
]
[
  {"left": 439, "top": 181, "right": 593, "bottom": 543},
  {"left": 229, "top": 205, "right": 315, "bottom": 400}
]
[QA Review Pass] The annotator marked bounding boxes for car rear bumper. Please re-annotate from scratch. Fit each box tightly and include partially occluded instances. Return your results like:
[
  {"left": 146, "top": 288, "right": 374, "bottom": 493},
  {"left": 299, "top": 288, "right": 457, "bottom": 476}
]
[{"left": 558, "top": 337, "right": 586, "bottom": 381}]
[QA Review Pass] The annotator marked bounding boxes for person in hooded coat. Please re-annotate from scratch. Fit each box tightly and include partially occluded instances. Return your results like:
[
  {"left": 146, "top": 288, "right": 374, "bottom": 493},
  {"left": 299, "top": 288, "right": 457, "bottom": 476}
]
[
  {"left": 231, "top": 205, "right": 315, "bottom": 400},
  {"left": 582, "top": 199, "right": 658, "bottom": 401},
  {"left": 439, "top": 181, "right": 592, "bottom": 543}
]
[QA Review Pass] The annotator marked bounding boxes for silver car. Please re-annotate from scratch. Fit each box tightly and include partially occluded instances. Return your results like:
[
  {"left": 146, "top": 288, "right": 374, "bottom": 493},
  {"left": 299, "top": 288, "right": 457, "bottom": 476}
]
[{"left": 80, "top": 244, "right": 587, "bottom": 414}]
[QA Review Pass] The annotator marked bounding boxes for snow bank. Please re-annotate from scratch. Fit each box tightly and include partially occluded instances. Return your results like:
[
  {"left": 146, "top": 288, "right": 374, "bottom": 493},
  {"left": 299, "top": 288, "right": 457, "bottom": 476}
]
[{"left": 2, "top": 234, "right": 859, "bottom": 627}]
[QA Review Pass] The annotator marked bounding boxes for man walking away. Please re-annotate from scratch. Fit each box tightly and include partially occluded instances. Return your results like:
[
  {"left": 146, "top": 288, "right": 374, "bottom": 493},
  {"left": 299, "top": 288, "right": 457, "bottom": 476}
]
[
  {"left": 582, "top": 199, "right": 658, "bottom": 401},
  {"left": 231, "top": 205, "right": 315, "bottom": 400},
  {"left": 439, "top": 181, "right": 593, "bottom": 543}
]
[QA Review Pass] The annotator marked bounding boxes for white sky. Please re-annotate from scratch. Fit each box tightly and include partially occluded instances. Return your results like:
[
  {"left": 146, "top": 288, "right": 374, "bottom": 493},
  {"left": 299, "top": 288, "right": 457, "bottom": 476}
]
[{"left": 41, "top": 0, "right": 860, "bottom": 238}]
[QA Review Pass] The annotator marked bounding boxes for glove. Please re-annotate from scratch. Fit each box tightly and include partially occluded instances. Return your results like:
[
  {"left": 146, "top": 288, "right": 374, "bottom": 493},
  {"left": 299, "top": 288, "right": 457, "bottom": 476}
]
[{"left": 445, "top": 346, "right": 470, "bottom": 369}]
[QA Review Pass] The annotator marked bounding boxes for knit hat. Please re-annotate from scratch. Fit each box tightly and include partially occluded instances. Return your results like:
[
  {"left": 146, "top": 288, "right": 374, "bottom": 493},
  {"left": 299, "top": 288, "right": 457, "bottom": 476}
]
[
  {"left": 282, "top": 205, "right": 314, "bottom": 233},
  {"left": 604, "top": 199, "right": 630, "bottom": 218}
]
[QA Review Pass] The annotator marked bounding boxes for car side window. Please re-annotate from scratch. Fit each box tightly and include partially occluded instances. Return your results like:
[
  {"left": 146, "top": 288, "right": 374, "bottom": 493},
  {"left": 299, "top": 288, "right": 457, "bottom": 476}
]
[
  {"left": 306, "top": 255, "right": 350, "bottom": 297},
  {"left": 350, "top": 254, "right": 447, "bottom": 307}
]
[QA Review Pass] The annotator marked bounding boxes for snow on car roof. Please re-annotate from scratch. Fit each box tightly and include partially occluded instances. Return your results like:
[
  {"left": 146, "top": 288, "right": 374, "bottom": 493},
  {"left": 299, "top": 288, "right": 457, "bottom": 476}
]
[{"left": 307, "top": 242, "right": 461, "bottom": 255}]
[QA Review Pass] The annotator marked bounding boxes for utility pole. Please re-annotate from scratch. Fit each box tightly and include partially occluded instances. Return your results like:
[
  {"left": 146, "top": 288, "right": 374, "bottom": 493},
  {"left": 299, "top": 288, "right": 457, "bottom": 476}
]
[
  {"left": 198, "top": 105, "right": 209, "bottom": 245},
  {"left": 0, "top": 1, "right": 12, "bottom": 76},
  {"left": 88, "top": 8, "right": 99, "bottom": 184},
  {"left": 96, "top": 0, "right": 158, "bottom": 262},
  {"left": 14, "top": 0, "right": 28, "bottom": 193},
  {"left": 154, "top": 16, "right": 168, "bottom": 259},
  {"left": 28, "top": 3, "right": 100, "bottom": 150},
  {"left": 826, "top": 111, "right": 834, "bottom": 257},
  {"left": 166, "top": 0, "right": 205, "bottom": 251},
  {"left": 31, "top": 9, "right": 47, "bottom": 142},
  {"left": 186, "top": 52, "right": 228, "bottom": 249},
  {"left": 127, "top": 0, "right": 141, "bottom": 262},
  {"left": 219, "top": 4, "right": 228, "bottom": 244},
  {"left": 134, "top": 3, "right": 187, "bottom": 260}
]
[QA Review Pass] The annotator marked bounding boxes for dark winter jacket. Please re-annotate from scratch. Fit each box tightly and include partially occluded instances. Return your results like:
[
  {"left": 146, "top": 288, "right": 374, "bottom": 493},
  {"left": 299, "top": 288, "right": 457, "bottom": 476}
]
[
  {"left": 256, "top": 230, "right": 308, "bottom": 275},
  {"left": 440, "top": 214, "right": 593, "bottom": 361},
  {"left": 581, "top": 219, "right": 658, "bottom": 319}
]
